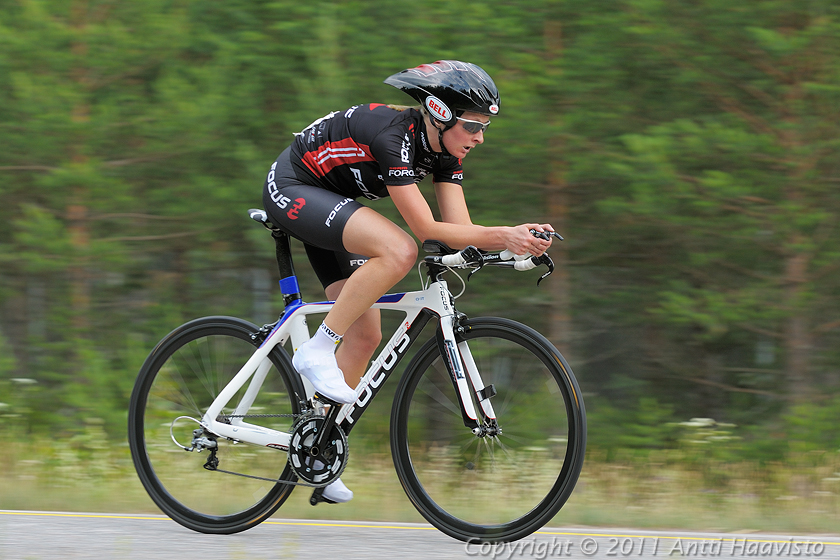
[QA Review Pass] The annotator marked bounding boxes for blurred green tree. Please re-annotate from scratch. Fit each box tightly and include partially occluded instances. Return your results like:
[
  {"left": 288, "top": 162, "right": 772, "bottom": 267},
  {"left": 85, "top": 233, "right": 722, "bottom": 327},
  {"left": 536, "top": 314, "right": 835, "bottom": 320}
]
[
  {"left": 560, "top": 0, "right": 840, "bottom": 425},
  {"left": 0, "top": 0, "right": 838, "bottom": 459}
]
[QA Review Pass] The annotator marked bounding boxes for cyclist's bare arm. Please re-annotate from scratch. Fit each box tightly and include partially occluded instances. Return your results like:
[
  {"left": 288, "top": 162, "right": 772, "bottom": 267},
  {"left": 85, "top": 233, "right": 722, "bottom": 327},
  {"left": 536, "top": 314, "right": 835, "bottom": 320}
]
[
  {"left": 433, "top": 181, "right": 473, "bottom": 225},
  {"left": 387, "top": 182, "right": 553, "bottom": 256}
]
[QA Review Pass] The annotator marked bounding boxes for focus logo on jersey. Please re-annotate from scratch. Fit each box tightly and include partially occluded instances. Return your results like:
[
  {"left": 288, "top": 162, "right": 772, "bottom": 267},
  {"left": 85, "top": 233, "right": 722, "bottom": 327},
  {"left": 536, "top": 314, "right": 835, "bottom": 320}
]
[
  {"left": 425, "top": 96, "right": 451, "bottom": 122},
  {"left": 389, "top": 167, "right": 415, "bottom": 177}
]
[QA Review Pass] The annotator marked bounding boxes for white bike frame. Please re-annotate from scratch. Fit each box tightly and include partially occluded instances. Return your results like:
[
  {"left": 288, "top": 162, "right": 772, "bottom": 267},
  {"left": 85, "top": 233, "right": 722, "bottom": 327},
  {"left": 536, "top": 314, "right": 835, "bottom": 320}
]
[{"left": 200, "top": 277, "right": 498, "bottom": 451}]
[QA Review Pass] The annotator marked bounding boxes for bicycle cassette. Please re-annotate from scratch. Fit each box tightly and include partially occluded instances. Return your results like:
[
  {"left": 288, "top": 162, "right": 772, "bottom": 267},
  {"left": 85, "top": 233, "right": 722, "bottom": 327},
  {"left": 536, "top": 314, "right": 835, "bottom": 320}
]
[{"left": 288, "top": 414, "right": 348, "bottom": 487}]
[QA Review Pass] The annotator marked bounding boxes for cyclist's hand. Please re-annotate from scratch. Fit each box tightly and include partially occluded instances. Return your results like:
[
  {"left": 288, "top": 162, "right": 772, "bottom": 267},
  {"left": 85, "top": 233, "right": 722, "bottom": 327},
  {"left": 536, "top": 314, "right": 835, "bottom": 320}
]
[{"left": 505, "top": 224, "right": 553, "bottom": 257}]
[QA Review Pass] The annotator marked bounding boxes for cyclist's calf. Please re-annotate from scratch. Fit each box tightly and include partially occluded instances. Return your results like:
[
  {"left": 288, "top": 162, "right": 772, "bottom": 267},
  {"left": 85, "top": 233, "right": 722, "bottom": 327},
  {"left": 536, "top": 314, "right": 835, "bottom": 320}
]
[{"left": 336, "top": 308, "right": 383, "bottom": 386}]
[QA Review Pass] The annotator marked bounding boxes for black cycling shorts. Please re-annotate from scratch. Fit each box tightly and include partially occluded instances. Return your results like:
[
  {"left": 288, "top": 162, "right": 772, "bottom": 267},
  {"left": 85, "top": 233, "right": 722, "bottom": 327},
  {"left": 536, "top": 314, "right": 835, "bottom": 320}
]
[{"left": 262, "top": 147, "right": 369, "bottom": 289}]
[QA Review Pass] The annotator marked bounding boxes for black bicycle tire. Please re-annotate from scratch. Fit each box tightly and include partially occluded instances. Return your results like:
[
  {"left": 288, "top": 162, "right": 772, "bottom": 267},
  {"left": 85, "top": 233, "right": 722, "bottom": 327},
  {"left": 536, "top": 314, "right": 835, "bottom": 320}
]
[
  {"left": 390, "top": 317, "right": 586, "bottom": 543},
  {"left": 128, "top": 316, "right": 304, "bottom": 534}
]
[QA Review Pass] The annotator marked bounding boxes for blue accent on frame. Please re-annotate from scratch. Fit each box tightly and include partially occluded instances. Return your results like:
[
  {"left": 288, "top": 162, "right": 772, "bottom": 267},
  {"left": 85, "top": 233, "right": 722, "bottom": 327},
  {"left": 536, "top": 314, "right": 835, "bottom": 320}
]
[
  {"left": 258, "top": 292, "right": 406, "bottom": 350},
  {"left": 279, "top": 276, "right": 300, "bottom": 295},
  {"left": 259, "top": 300, "right": 305, "bottom": 349},
  {"left": 376, "top": 293, "right": 405, "bottom": 303}
]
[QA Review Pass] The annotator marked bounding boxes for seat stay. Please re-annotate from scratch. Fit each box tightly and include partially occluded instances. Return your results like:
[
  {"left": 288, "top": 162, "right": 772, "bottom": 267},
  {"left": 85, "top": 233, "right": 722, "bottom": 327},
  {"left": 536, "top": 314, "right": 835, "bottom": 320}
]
[
  {"left": 229, "top": 356, "right": 274, "bottom": 425},
  {"left": 201, "top": 337, "right": 294, "bottom": 450}
]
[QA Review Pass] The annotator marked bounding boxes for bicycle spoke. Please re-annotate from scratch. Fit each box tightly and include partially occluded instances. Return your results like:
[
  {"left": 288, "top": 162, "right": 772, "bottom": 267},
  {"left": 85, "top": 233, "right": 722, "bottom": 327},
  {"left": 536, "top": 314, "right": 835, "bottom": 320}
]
[
  {"left": 392, "top": 318, "right": 585, "bottom": 542},
  {"left": 129, "top": 317, "right": 301, "bottom": 534}
]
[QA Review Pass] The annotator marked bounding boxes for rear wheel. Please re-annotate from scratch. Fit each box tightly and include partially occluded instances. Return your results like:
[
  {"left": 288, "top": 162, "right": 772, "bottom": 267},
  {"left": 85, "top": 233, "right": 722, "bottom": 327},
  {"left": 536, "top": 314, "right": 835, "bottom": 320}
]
[
  {"left": 391, "top": 317, "right": 586, "bottom": 543},
  {"left": 128, "top": 316, "right": 304, "bottom": 534}
]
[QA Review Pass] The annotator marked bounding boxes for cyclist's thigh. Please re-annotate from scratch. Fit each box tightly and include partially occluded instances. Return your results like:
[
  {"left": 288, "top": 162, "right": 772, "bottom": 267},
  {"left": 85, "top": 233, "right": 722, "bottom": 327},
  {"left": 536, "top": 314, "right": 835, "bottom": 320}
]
[
  {"left": 304, "top": 244, "right": 369, "bottom": 290},
  {"left": 262, "top": 148, "right": 364, "bottom": 252}
]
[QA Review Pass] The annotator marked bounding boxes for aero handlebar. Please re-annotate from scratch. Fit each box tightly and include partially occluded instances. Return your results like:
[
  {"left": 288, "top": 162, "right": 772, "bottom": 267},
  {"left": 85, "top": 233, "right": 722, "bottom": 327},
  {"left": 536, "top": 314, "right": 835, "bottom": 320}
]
[{"left": 423, "top": 230, "right": 563, "bottom": 286}]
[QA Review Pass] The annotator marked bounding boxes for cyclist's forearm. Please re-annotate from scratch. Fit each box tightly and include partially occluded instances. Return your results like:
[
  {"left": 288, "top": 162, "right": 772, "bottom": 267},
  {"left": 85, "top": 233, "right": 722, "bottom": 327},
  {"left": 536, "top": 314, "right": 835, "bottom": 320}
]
[
  {"left": 388, "top": 182, "right": 550, "bottom": 254},
  {"left": 413, "top": 221, "right": 508, "bottom": 251},
  {"left": 391, "top": 183, "right": 500, "bottom": 249}
]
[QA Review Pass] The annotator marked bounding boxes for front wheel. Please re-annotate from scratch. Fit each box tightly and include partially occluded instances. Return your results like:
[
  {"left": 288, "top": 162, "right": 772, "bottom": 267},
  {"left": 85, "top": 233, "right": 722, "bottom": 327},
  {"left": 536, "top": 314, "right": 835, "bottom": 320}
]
[
  {"left": 128, "top": 316, "right": 305, "bottom": 534},
  {"left": 391, "top": 317, "right": 586, "bottom": 543}
]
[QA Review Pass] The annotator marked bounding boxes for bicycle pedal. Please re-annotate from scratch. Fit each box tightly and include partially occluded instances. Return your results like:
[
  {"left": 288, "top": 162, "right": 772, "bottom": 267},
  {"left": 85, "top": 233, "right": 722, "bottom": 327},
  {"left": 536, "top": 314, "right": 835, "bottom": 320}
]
[{"left": 309, "top": 487, "right": 334, "bottom": 506}]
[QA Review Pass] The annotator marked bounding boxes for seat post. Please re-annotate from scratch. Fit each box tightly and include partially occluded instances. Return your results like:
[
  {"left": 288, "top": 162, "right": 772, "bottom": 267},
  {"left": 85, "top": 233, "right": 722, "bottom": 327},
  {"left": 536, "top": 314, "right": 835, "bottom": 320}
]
[{"left": 273, "top": 230, "right": 302, "bottom": 307}]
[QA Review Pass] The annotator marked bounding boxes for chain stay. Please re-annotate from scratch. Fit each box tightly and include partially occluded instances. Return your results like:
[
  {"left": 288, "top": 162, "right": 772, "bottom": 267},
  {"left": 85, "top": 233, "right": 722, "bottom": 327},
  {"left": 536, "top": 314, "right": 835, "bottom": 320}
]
[
  {"left": 219, "top": 413, "right": 299, "bottom": 419},
  {"left": 201, "top": 408, "right": 345, "bottom": 488}
]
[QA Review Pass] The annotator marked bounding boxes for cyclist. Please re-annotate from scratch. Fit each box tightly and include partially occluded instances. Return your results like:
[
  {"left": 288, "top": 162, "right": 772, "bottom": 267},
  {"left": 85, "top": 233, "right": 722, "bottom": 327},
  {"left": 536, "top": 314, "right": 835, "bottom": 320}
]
[{"left": 262, "top": 60, "right": 555, "bottom": 503}]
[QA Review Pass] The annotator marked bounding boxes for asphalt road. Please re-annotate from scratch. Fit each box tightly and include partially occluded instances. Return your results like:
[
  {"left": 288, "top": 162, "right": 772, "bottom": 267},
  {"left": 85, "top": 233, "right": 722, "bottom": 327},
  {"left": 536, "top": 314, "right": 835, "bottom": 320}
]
[{"left": 1, "top": 510, "right": 838, "bottom": 560}]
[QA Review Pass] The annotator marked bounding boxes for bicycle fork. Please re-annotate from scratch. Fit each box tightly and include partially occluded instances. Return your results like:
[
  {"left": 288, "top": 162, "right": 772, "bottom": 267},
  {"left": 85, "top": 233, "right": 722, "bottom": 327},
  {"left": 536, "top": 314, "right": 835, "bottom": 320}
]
[{"left": 437, "top": 314, "right": 500, "bottom": 436}]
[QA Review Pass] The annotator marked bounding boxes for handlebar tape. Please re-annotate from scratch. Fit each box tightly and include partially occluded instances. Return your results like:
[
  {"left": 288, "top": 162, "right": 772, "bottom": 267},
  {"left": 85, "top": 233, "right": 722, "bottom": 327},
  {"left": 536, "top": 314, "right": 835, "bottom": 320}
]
[
  {"left": 513, "top": 257, "right": 540, "bottom": 271},
  {"left": 439, "top": 246, "right": 539, "bottom": 271},
  {"left": 500, "top": 249, "right": 532, "bottom": 262},
  {"left": 439, "top": 252, "right": 467, "bottom": 266}
]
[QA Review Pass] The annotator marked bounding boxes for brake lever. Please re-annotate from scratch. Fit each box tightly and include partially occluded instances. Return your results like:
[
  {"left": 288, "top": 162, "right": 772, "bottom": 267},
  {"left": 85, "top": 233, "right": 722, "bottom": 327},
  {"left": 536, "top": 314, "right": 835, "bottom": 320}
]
[
  {"left": 461, "top": 246, "right": 485, "bottom": 281},
  {"left": 529, "top": 229, "right": 564, "bottom": 242},
  {"left": 536, "top": 254, "right": 555, "bottom": 286},
  {"left": 526, "top": 230, "right": 561, "bottom": 285}
]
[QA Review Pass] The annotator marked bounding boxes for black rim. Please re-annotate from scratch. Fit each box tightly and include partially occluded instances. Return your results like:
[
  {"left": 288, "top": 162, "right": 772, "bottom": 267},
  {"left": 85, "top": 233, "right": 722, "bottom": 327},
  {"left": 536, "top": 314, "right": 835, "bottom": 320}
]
[
  {"left": 391, "top": 318, "right": 586, "bottom": 542},
  {"left": 128, "top": 317, "right": 302, "bottom": 533}
]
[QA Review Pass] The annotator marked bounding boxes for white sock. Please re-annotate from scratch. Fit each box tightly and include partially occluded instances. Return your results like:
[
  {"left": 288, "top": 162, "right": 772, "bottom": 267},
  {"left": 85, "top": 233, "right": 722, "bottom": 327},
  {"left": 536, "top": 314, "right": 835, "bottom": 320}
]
[
  {"left": 305, "top": 322, "right": 342, "bottom": 353},
  {"left": 293, "top": 322, "right": 355, "bottom": 404}
]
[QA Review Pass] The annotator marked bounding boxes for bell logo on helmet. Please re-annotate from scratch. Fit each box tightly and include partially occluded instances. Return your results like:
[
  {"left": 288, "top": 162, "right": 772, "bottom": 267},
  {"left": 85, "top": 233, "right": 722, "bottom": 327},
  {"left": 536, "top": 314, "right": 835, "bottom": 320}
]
[
  {"left": 425, "top": 96, "right": 451, "bottom": 122},
  {"left": 489, "top": 104, "right": 499, "bottom": 115}
]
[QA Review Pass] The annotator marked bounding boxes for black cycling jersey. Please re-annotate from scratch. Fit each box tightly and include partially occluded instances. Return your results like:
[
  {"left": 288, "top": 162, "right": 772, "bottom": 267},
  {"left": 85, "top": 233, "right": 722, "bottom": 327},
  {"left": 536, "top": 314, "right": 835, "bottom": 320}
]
[
  {"left": 263, "top": 104, "right": 464, "bottom": 289},
  {"left": 289, "top": 104, "right": 464, "bottom": 199}
]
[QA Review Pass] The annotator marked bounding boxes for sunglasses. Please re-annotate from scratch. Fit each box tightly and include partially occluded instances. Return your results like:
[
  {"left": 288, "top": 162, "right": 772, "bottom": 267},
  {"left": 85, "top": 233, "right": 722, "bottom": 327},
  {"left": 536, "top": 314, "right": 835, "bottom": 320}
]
[{"left": 456, "top": 116, "right": 491, "bottom": 134}]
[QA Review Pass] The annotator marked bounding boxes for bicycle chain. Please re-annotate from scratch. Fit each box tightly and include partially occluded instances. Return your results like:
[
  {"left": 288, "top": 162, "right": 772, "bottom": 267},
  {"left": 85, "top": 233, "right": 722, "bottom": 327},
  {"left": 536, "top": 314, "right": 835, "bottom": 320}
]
[
  {"left": 206, "top": 465, "right": 321, "bottom": 488},
  {"left": 204, "top": 409, "right": 337, "bottom": 488}
]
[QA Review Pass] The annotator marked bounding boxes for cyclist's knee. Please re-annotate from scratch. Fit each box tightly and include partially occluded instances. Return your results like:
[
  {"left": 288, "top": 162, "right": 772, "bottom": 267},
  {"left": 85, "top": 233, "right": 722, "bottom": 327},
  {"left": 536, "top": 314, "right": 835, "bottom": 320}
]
[{"left": 386, "top": 233, "right": 418, "bottom": 275}]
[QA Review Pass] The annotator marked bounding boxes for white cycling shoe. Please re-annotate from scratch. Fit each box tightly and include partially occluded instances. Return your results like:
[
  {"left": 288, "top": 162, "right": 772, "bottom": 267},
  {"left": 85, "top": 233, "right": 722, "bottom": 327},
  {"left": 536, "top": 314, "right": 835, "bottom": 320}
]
[
  {"left": 292, "top": 345, "right": 357, "bottom": 404},
  {"left": 322, "top": 478, "right": 354, "bottom": 504}
]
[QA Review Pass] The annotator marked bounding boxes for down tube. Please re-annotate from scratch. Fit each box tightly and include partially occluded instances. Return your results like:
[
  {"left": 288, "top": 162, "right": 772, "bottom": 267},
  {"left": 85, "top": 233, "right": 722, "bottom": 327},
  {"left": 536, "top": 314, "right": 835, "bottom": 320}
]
[{"left": 338, "top": 309, "right": 435, "bottom": 435}]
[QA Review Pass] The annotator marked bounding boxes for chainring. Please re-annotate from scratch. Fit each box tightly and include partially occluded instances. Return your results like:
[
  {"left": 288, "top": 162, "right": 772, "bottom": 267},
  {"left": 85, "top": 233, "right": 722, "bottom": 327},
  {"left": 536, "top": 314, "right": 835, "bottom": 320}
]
[{"left": 287, "top": 414, "right": 348, "bottom": 487}]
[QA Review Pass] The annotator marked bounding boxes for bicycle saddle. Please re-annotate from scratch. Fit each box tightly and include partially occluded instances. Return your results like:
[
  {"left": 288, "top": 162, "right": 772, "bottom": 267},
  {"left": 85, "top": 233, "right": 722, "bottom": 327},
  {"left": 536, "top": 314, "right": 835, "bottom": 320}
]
[{"left": 248, "top": 208, "right": 281, "bottom": 232}]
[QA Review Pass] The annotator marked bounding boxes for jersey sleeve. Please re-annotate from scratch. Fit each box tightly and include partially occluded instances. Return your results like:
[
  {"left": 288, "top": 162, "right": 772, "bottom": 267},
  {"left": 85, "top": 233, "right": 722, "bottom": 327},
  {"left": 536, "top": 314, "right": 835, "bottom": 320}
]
[
  {"left": 370, "top": 125, "right": 417, "bottom": 186},
  {"left": 433, "top": 156, "right": 464, "bottom": 186}
]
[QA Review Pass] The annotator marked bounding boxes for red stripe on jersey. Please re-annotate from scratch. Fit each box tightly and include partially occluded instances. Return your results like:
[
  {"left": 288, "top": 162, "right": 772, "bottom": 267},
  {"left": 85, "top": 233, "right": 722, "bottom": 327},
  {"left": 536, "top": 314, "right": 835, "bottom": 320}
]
[{"left": 301, "top": 138, "right": 375, "bottom": 178}]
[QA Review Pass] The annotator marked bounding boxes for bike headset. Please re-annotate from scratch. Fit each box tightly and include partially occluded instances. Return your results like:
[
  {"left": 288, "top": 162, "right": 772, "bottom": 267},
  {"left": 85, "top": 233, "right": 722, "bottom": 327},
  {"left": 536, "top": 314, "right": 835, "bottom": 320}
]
[{"left": 384, "top": 60, "right": 500, "bottom": 157}]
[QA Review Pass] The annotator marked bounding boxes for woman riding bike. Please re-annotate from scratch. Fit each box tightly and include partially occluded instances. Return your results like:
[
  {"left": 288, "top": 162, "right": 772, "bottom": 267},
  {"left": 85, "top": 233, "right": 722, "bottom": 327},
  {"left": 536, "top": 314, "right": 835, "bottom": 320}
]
[{"left": 261, "top": 60, "right": 556, "bottom": 503}]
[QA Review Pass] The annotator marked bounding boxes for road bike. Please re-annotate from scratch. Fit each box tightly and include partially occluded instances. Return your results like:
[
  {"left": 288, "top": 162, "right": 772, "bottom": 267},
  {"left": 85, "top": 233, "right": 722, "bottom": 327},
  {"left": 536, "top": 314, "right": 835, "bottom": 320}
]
[{"left": 127, "top": 209, "right": 586, "bottom": 543}]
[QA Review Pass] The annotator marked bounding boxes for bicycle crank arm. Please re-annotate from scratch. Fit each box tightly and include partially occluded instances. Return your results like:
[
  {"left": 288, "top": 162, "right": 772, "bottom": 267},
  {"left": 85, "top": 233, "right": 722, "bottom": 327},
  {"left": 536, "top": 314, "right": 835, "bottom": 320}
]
[{"left": 310, "top": 396, "right": 343, "bottom": 452}]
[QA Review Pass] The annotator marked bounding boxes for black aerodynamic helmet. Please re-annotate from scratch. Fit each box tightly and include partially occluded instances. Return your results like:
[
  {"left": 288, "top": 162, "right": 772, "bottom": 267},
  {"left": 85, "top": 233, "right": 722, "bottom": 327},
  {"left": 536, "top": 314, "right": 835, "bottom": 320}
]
[{"left": 384, "top": 60, "right": 500, "bottom": 129}]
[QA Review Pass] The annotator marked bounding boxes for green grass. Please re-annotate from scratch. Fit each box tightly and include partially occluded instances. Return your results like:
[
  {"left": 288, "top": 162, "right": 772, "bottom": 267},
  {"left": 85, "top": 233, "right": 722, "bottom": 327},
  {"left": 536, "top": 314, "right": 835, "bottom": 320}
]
[{"left": 3, "top": 430, "right": 839, "bottom": 535}]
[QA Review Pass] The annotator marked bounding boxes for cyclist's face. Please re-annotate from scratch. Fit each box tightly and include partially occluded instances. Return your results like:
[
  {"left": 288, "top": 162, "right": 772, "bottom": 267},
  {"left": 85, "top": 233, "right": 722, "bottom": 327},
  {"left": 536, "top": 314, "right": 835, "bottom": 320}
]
[{"left": 442, "top": 111, "right": 488, "bottom": 159}]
